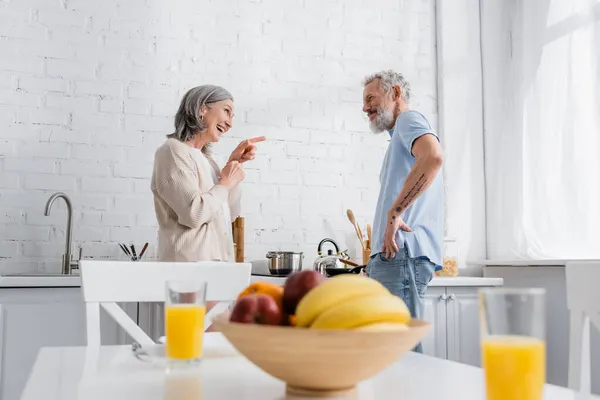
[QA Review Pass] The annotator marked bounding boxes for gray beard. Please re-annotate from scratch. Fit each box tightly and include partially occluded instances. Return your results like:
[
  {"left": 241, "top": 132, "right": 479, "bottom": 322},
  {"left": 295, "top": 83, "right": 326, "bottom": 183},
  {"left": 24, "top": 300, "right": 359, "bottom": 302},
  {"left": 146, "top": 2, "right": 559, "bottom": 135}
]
[{"left": 369, "top": 108, "right": 395, "bottom": 134}]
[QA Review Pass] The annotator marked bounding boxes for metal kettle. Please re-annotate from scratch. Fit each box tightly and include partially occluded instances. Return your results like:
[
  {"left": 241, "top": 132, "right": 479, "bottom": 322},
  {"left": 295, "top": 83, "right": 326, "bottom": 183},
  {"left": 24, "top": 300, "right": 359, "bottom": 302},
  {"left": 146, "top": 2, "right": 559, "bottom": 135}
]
[{"left": 313, "top": 238, "right": 348, "bottom": 275}]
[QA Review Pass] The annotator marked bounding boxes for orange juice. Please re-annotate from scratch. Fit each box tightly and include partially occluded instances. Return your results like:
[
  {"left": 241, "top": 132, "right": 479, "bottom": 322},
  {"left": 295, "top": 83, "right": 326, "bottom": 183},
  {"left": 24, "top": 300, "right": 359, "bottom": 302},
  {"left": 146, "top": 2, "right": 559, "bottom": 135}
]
[
  {"left": 165, "top": 304, "right": 206, "bottom": 360},
  {"left": 482, "top": 335, "right": 546, "bottom": 400}
]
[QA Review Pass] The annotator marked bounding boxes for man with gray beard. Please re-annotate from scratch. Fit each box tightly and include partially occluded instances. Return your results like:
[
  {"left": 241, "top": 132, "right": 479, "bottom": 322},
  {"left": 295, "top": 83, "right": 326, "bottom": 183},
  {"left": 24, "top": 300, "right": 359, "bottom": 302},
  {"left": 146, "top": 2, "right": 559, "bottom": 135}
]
[{"left": 362, "top": 70, "right": 444, "bottom": 353}]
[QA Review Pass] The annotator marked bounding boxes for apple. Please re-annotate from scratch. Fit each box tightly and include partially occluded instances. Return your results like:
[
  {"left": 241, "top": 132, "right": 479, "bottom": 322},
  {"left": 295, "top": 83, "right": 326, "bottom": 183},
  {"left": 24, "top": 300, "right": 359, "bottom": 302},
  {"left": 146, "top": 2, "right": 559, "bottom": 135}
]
[
  {"left": 282, "top": 270, "right": 326, "bottom": 315},
  {"left": 230, "top": 294, "right": 283, "bottom": 325}
]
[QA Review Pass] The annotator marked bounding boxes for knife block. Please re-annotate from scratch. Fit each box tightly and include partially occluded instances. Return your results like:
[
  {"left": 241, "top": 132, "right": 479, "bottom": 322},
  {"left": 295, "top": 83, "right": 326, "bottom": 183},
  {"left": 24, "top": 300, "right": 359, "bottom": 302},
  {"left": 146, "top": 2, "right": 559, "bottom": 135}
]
[{"left": 231, "top": 217, "right": 244, "bottom": 262}]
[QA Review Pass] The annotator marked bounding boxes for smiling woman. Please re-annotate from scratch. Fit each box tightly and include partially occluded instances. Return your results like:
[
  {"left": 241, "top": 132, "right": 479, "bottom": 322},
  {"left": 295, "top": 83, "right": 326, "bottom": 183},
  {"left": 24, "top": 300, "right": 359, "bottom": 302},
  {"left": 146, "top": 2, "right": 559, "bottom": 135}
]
[{"left": 151, "top": 85, "right": 265, "bottom": 263}]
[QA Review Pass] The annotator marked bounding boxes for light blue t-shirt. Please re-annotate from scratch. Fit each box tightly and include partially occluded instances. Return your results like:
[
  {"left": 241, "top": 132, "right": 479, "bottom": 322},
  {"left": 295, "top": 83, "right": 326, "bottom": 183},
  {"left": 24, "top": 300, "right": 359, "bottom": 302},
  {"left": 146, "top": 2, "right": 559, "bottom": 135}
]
[{"left": 371, "top": 110, "right": 444, "bottom": 270}]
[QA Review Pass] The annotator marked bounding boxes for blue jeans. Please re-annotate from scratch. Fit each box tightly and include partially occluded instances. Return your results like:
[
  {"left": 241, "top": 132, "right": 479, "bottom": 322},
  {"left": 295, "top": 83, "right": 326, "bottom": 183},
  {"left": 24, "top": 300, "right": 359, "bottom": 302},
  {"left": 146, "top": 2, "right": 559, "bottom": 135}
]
[{"left": 366, "top": 247, "right": 436, "bottom": 353}]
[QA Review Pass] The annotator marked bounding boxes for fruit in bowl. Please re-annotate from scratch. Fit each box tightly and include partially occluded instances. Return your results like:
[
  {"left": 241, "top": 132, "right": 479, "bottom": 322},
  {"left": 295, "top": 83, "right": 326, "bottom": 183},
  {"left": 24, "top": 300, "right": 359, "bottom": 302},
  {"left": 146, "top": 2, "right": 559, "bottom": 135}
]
[
  {"left": 230, "top": 294, "right": 283, "bottom": 325},
  {"left": 213, "top": 272, "right": 430, "bottom": 398},
  {"left": 281, "top": 270, "right": 326, "bottom": 315},
  {"left": 295, "top": 273, "right": 410, "bottom": 330}
]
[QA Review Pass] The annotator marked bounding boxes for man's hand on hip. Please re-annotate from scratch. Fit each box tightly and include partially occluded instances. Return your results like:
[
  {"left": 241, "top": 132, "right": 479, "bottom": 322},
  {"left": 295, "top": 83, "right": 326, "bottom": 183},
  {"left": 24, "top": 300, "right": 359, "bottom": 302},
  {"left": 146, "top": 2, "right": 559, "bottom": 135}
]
[{"left": 382, "top": 210, "right": 412, "bottom": 259}]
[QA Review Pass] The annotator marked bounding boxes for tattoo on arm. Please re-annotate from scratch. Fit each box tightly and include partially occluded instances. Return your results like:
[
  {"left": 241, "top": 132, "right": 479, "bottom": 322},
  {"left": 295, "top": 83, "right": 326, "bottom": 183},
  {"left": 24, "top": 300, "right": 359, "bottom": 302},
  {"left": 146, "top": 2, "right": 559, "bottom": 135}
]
[
  {"left": 392, "top": 173, "right": 427, "bottom": 217},
  {"left": 399, "top": 175, "right": 427, "bottom": 210}
]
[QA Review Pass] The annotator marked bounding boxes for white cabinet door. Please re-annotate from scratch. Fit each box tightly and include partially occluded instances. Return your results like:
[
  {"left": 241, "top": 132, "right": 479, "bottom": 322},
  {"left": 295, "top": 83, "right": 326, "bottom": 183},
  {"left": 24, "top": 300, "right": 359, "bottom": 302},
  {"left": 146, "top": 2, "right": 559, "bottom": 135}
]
[
  {"left": 138, "top": 301, "right": 164, "bottom": 342},
  {"left": 99, "top": 302, "right": 139, "bottom": 345},
  {"left": 0, "top": 288, "right": 86, "bottom": 400},
  {"left": 421, "top": 287, "right": 447, "bottom": 359},
  {"left": 446, "top": 287, "right": 482, "bottom": 367}
]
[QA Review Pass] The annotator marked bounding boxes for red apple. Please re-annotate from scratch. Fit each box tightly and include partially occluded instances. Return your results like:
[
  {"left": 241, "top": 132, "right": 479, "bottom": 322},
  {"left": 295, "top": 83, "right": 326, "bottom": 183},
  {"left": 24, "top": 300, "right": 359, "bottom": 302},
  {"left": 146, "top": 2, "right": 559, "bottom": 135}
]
[
  {"left": 230, "top": 294, "right": 283, "bottom": 325},
  {"left": 282, "top": 270, "right": 326, "bottom": 315}
]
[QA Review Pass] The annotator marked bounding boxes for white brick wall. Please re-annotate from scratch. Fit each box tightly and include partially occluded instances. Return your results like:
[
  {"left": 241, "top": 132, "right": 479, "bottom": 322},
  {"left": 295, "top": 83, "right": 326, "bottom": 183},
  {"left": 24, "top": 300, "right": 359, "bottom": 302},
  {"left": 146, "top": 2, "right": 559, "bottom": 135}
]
[{"left": 0, "top": 0, "right": 438, "bottom": 273}]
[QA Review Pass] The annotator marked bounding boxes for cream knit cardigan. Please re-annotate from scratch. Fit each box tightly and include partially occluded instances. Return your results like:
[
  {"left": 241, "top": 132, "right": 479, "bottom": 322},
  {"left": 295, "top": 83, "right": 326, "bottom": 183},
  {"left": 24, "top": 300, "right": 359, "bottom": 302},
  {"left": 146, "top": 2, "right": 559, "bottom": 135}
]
[{"left": 151, "top": 138, "right": 241, "bottom": 262}]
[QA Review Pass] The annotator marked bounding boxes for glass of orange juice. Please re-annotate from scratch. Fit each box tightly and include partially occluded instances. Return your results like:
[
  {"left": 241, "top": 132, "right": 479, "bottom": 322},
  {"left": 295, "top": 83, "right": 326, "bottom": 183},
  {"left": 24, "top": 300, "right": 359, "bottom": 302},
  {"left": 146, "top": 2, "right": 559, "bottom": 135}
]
[
  {"left": 479, "top": 287, "right": 546, "bottom": 400},
  {"left": 165, "top": 280, "right": 207, "bottom": 365}
]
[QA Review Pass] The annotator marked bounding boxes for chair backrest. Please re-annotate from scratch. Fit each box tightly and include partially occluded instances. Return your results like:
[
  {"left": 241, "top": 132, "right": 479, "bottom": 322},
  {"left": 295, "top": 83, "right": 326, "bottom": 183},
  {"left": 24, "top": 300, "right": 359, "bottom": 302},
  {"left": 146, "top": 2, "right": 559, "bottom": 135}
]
[
  {"left": 565, "top": 260, "right": 600, "bottom": 393},
  {"left": 80, "top": 260, "right": 251, "bottom": 347}
]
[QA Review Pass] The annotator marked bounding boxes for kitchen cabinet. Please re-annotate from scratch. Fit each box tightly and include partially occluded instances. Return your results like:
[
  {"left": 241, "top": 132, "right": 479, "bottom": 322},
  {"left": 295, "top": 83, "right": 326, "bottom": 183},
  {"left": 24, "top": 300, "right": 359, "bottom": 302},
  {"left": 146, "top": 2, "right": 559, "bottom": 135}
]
[
  {"left": 421, "top": 286, "right": 482, "bottom": 367},
  {"left": 0, "top": 288, "right": 86, "bottom": 400},
  {"left": 103, "top": 302, "right": 140, "bottom": 345},
  {"left": 422, "top": 287, "right": 447, "bottom": 358},
  {"left": 138, "top": 301, "right": 164, "bottom": 341},
  {"left": 0, "top": 288, "right": 137, "bottom": 400},
  {"left": 446, "top": 288, "right": 481, "bottom": 366}
]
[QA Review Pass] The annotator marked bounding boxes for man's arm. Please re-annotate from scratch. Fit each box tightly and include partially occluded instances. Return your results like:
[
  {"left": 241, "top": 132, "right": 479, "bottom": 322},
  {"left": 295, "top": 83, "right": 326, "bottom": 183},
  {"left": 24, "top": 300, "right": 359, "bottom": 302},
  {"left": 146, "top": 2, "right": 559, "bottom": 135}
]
[{"left": 388, "top": 133, "right": 444, "bottom": 224}]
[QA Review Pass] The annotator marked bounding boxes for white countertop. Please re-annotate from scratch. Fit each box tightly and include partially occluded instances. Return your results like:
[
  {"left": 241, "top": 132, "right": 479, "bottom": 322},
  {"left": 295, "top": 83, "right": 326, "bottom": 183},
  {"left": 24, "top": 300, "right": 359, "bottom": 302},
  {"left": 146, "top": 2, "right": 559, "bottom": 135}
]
[
  {"left": 0, "top": 274, "right": 502, "bottom": 288},
  {"left": 252, "top": 275, "right": 503, "bottom": 287},
  {"left": 21, "top": 333, "right": 593, "bottom": 400},
  {"left": 469, "top": 259, "right": 600, "bottom": 267},
  {"left": 0, "top": 275, "right": 82, "bottom": 288}
]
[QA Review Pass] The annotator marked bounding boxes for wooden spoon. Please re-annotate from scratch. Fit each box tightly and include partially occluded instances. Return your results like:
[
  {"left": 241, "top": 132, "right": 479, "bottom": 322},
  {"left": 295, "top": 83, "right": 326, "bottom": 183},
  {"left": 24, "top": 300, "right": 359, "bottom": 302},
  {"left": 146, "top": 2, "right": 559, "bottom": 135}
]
[
  {"left": 366, "top": 224, "right": 372, "bottom": 249},
  {"left": 340, "top": 258, "right": 360, "bottom": 268},
  {"left": 346, "top": 209, "right": 365, "bottom": 250}
]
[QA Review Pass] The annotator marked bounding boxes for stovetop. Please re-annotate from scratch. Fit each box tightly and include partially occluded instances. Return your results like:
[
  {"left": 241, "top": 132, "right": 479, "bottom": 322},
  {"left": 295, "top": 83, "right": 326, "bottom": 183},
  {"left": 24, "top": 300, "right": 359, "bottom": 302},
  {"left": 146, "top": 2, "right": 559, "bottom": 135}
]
[{"left": 251, "top": 273, "right": 288, "bottom": 278}]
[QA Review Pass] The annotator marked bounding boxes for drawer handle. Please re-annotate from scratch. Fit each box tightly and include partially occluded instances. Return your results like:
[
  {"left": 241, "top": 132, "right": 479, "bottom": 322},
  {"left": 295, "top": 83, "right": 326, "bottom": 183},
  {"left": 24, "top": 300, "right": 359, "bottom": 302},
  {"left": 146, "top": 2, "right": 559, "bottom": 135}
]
[
  {"left": 449, "top": 293, "right": 456, "bottom": 300},
  {"left": 439, "top": 294, "right": 447, "bottom": 301}
]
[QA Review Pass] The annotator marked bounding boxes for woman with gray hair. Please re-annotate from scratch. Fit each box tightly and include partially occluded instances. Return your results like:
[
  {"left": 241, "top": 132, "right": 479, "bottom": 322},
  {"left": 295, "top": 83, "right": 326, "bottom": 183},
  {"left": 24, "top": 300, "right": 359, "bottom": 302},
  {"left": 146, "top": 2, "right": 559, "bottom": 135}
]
[{"left": 151, "top": 84, "right": 264, "bottom": 263}]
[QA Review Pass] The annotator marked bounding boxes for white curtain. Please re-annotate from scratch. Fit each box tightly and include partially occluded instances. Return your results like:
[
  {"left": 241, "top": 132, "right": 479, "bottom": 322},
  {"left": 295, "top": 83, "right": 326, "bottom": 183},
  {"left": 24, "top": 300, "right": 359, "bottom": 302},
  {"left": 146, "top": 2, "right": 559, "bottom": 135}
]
[{"left": 482, "top": 0, "right": 600, "bottom": 260}]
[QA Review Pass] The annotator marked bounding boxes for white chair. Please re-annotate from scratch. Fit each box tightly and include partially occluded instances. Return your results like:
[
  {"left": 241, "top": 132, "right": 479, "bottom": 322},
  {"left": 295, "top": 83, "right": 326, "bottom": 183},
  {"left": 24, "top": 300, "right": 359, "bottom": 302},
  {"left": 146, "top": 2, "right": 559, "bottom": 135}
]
[
  {"left": 565, "top": 260, "right": 600, "bottom": 393},
  {"left": 79, "top": 260, "right": 251, "bottom": 347}
]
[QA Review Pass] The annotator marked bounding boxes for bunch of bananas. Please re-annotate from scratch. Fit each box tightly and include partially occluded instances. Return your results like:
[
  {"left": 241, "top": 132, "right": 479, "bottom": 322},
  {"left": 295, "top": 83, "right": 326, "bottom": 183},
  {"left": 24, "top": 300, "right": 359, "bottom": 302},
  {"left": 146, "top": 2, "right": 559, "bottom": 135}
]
[{"left": 295, "top": 275, "right": 411, "bottom": 331}]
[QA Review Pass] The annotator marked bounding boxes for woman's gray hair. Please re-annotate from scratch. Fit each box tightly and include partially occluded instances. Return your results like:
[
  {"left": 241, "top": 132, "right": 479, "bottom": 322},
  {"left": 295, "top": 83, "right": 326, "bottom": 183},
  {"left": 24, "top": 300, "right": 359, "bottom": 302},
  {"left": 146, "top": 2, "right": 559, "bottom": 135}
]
[
  {"left": 363, "top": 70, "right": 411, "bottom": 102},
  {"left": 168, "top": 85, "right": 234, "bottom": 153}
]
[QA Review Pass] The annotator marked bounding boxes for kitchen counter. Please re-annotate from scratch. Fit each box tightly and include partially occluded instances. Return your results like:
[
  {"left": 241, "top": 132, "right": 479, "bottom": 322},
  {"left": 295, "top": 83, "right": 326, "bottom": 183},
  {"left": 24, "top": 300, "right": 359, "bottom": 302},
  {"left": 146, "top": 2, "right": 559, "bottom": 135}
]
[
  {"left": 0, "top": 274, "right": 503, "bottom": 288},
  {"left": 0, "top": 275, "right": 82, "bottom": 288},
  {"left": 252, "top": 275, "right": 502, "bottom": 287},
  {"left": 429, "top": 276, "right": 502, "bottom": 286},
  {"left": 468, "top": 259, "right": 600, "bottom": 266}
]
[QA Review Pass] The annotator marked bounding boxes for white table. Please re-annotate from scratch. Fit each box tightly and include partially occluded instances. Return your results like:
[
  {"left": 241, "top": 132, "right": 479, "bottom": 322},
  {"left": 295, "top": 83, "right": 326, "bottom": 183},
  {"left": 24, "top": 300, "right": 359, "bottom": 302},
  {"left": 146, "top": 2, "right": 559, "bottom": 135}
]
[{"left": 21, "top": 334, "right": 597, "bottom": 400}]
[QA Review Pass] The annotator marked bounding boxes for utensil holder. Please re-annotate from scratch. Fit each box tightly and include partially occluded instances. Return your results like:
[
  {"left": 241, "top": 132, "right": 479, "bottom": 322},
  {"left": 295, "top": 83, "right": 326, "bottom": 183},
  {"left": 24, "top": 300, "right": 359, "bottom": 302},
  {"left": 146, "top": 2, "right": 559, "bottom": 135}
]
[
  {"left": 118, "top": 242, "right": 148, "bottom": 262},
  {"left": 362, "top": 248, "right": 371, "bottom": 265}
]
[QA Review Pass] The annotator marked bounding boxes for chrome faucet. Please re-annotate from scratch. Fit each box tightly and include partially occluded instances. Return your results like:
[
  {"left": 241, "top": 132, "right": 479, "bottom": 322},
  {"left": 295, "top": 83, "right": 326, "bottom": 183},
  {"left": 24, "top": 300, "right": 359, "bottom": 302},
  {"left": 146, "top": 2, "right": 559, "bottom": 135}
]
[{"left": 45, "top": 192, "right": 81, "bottom": 275}]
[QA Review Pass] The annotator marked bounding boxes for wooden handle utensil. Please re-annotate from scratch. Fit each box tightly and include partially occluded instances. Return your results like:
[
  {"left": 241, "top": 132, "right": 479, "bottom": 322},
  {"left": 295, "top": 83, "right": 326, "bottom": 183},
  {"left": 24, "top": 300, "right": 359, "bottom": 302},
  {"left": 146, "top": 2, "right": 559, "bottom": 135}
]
[{"left": 346, "top": 209, "right": 366, "bottom": 250}]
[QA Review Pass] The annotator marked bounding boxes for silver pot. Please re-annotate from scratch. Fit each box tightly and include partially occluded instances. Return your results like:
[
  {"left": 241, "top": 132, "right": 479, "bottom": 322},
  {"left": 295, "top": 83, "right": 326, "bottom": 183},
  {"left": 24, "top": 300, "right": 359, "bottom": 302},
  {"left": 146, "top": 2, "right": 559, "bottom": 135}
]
[{"left": 265, "top": 251, "right": 304, "bottom": 276}]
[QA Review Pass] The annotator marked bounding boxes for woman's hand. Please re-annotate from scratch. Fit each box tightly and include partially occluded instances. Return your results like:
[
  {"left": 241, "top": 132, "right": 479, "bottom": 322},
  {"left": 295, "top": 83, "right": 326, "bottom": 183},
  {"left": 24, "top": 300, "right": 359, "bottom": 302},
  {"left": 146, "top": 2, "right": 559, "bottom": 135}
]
[
  {"left": 220, "top": 161, "right": 246, "bottom": 189},
  {"left": 228, "top": 136, "right": 266, "bottom": 164}
]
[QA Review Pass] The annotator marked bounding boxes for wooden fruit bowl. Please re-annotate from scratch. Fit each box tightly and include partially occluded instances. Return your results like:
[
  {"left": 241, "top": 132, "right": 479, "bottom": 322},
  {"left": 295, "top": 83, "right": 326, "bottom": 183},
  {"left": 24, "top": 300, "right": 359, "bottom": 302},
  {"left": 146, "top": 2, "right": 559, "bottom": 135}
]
[{"left": 212, "top": 314, "right": 431, "bottom": 398}]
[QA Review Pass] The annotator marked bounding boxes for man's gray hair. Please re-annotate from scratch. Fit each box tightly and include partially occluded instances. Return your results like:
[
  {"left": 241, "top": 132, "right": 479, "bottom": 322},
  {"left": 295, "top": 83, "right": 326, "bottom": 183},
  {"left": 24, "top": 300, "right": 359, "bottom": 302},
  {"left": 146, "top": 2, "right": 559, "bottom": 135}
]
[
  {"left": 363, "top": 70, "right": 411, "bottom": 102},
  {"left": 168, "top": 84, "right": 233, "bottom": 145}
]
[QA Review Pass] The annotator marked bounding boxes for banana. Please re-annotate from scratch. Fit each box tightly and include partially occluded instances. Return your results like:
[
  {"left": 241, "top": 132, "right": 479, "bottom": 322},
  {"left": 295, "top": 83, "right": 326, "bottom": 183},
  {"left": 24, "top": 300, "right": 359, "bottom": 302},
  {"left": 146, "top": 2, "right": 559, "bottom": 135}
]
[
  {"left": 295, "top": 275, "right": 390, "bottom": 328},
  {"left": 354, "top": 322, "right": 410, "bottom": 332},
  {"left": 310, "top": 293, "right": 411, "bottom": 330}
]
